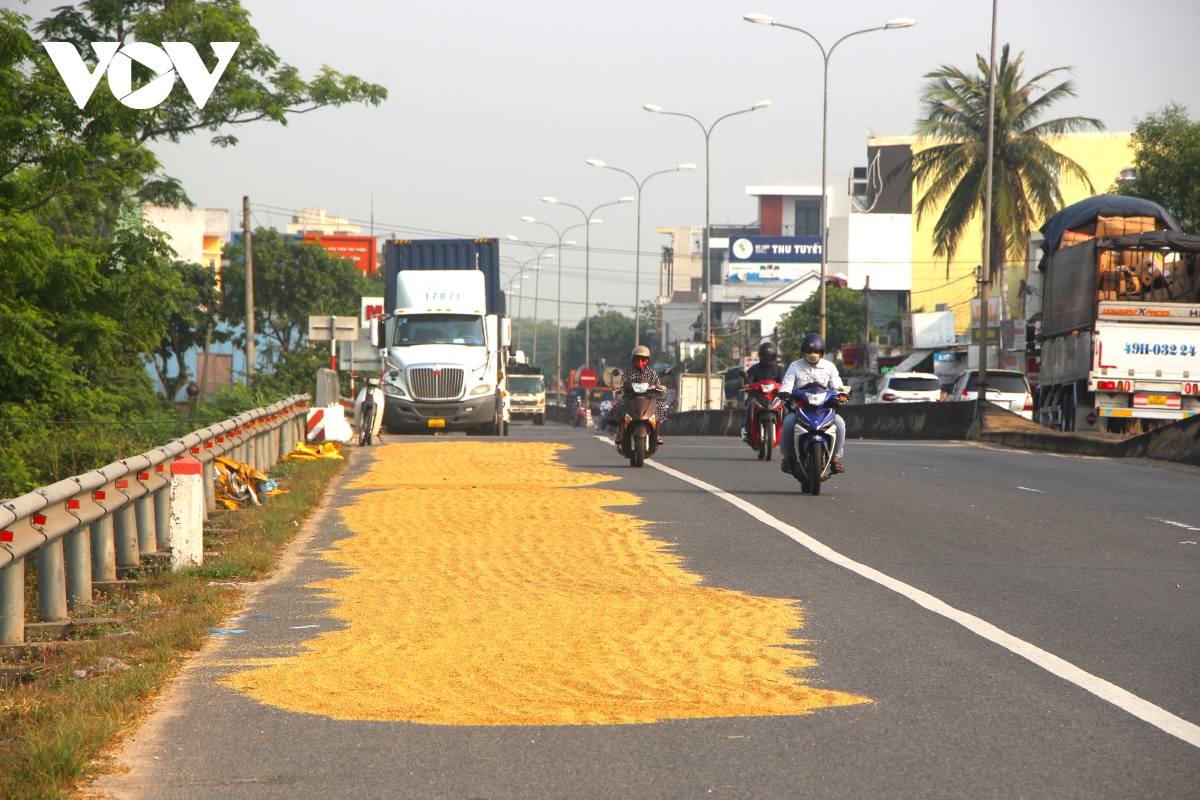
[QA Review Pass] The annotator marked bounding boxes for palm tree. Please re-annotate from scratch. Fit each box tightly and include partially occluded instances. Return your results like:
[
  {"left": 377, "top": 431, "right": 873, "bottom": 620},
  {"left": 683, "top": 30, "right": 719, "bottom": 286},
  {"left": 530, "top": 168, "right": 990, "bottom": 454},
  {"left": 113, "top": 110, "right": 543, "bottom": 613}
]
[{"left": 902, "top": 45, "right": 1103, "bottom": 318}]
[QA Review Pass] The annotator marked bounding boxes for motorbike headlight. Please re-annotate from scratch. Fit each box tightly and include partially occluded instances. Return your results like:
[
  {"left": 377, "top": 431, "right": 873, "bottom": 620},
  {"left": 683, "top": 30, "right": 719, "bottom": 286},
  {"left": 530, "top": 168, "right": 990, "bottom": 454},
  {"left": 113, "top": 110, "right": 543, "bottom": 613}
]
[
  {"left": 383, "top": 383, "right": 405, "bottom": 397},
  {"left": 631, "top": 382, "right": 650, "bottom": 393},
  {"left": 805, "top": 391, "right": 827, "bottom": 406},
  {"left": 470, "top": 384, "right": 492, "bottom": 396}
]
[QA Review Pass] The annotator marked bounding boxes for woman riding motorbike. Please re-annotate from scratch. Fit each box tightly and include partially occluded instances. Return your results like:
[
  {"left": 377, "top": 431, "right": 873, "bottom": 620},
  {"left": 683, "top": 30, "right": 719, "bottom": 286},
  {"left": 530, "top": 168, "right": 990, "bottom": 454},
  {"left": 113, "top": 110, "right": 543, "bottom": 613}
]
[{"left": 605, "top": 346, "right": 669, "bottom": 444}]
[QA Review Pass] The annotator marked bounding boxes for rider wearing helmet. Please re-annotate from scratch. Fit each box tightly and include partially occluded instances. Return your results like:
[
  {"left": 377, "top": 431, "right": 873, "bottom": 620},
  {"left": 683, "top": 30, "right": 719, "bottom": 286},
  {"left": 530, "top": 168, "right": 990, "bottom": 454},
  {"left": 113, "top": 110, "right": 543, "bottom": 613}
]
[
  {"left": 741, "top": 341, "right": 786, "bottom": 443},
  {"left": 605, "top": 346, "right": 669, "bottom": 444},
  {"left": 778, "top": 333, "right": 848, "bottom": 475}
]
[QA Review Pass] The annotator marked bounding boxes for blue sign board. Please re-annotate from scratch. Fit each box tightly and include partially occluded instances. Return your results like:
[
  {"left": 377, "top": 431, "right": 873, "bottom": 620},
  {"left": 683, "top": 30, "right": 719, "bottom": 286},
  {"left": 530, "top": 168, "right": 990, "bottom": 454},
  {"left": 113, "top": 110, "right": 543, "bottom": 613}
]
[{"left": 729, "top": 235, "right": 822, "bottom": 263}]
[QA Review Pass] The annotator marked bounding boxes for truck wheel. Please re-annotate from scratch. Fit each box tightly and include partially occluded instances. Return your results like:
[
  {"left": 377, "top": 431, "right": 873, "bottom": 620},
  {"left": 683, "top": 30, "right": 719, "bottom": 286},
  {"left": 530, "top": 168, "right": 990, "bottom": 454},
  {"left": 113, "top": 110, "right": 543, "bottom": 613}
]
[{"left": 535, "top": 413, "right": 545, "bottom": 426}]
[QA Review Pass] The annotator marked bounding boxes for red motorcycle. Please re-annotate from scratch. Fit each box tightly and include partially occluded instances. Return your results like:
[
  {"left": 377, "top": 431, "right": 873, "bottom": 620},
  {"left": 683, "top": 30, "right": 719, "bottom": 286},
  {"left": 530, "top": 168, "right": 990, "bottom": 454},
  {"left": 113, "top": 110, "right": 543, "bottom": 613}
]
[{"left": 744, "top": 380, "right": 784, "bottom": 461}]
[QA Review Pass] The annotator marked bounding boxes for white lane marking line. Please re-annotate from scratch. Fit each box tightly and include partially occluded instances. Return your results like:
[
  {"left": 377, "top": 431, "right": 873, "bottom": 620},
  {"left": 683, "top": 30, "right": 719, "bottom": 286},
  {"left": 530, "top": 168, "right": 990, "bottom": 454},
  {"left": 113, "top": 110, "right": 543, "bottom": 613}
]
[
  {"left": 1016, "top": 486, "right": 1045, "bottom": 493},
  {"left": 640, "top": 455, "right": 1200, "bottom": 750},
  {"left": 1151, "top": 517, "right": 1200, "bottom": 532}
]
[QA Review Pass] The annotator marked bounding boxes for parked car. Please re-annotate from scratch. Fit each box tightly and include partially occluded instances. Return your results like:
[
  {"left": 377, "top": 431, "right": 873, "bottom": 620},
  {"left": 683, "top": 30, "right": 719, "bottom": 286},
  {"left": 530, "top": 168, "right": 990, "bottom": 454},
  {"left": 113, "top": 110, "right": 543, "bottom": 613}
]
[
  {"left": 874, "top": 372, "right": 942, "bottom": 403},
  {"left": 950, "top": 369, "right": 1033, "bottom": 419}
]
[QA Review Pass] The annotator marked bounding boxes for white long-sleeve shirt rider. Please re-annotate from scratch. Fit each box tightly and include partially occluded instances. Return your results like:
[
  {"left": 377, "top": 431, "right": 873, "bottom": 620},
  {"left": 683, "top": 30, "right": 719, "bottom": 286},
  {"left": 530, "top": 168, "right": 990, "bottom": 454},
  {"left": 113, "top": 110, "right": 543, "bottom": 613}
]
[{"left": 780, "top": 357, "right": 845, "bottom": 395}]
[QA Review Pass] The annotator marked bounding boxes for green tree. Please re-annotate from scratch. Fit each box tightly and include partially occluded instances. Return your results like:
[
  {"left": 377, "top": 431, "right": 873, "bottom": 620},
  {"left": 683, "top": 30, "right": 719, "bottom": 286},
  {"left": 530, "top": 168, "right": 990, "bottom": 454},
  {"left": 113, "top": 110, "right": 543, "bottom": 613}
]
[
  {"left": 899, "top": 44, "right": 1103, "bottom": 317},
  {"left": 1117, "top": 103, "right": 1200, "bottom": 234},
  {"left": 0, "top": 2, "right": 386, "bottom": 493},
  {"left": 220, "top": 230, "right": 376, "bottom": 396},
  {"left": 777, "top": 285, "right": 865, "bottom": 364}
]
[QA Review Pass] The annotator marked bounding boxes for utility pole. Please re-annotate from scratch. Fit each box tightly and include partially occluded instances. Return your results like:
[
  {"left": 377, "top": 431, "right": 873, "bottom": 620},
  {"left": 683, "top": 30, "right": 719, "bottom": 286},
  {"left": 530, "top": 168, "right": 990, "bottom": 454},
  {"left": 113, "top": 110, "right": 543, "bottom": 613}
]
[
  {"left": 243, "top": 196, "right": 255, "bottom": 385},
  {"left": 863, "top": 275, "right": 871, "bottom": 348},
  {"left": 976, "top": 0, "right": 998, "bottom": 416}
]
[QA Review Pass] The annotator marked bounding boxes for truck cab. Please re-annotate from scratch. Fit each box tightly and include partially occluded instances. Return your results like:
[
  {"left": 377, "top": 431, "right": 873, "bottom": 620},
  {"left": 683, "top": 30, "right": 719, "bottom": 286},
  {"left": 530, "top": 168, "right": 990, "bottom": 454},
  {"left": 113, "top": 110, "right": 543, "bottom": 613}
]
[
  {"left": 377, "top": 268, "right": 510, "bottom": 435},
  {"left": 506, "top": 362, "right": 547, "bottom": 425}
]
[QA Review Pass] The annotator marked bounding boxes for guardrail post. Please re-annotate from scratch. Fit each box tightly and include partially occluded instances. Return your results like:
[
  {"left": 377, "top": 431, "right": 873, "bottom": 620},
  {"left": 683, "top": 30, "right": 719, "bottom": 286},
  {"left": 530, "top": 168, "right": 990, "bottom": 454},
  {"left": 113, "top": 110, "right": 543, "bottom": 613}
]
[
  {"left": 279, "top": 416, "right": 291, "bottom": 461},
  {"left": 113, "top": 504, "right": 140, "bottom": 572},
  {"left": 0, "top": 557, "right": 25, "bottom": 644},
  {"left": 36, "top": 539, "right": 68, "bottom": 622},
  {"left": 154, "top": 486, "right": 171, "bottom": 552},
  {"left": 64, "top": 525, "right": 92, "bottom": 611},
  {"left": 90, "top": 516, "right": 117, "bottom": 582},
  {"left": 202, "top": 462, "right": 216, "bottom": 514},
  {"left": 135, "top": 494, "right": 156, "bottom": 555}
]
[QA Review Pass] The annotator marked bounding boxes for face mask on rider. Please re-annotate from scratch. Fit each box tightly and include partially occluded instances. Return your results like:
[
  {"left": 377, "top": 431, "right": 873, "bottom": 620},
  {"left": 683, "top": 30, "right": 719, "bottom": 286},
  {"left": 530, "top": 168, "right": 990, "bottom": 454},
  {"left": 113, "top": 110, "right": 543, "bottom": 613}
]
[{"left": 804, "top": 352, "right": 821, "bottom": 365}]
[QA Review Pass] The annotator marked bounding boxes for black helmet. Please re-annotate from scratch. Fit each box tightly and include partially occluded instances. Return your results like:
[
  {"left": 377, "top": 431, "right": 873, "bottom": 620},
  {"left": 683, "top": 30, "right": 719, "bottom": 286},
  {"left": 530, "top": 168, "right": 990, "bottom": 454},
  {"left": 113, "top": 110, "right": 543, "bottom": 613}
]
[
  {"left": 800, "top": 333, "right": 826, "bottom": 354},
  {"left": 757, "top": 341, "right": 778, "bottom": 364}
]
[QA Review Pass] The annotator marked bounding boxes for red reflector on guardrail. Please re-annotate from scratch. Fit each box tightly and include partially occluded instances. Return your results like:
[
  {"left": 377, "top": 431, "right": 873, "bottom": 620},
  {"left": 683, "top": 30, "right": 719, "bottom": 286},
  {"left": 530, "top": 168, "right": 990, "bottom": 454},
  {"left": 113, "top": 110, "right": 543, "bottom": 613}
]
[
  {"left": 217, "top": 436, "right": 225, "bottom": 442},
  {"left": 67, "top": 500, "right": 80, "bottom": 510},
  {"left": 0, "top": 531, "right": 13, "bottom": 542},
  {"left": 116, "top": 479, "right": 128, "bottom": 488},
  {"left": 33, "top": 514, "right": 47, "bottom": 525},
  {"left": 191, "top": 447, "right": 200, "bottom": 454},
  {"left": 204, "top": 442, "right": 213, "bottom": 448},
  {"left": 139, "top": 472, "right": 150, "bottom": 480},
  {"left": 93, "top": 491, "right": 106, "bottom": 500},
  {"left": 156, "top": 464, "right": 165, "bottom": 472}
]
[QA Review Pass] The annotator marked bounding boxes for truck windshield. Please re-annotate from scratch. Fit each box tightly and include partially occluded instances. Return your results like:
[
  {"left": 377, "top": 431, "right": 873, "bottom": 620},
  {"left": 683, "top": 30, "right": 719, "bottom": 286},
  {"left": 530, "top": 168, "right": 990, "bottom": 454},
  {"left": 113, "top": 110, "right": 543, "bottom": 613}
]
[
  {"left": 393, "top": 314, "right": 485, "bottom": 346},
  {"left": 508, "top": 376, "right": 544, "bottom": 394}
]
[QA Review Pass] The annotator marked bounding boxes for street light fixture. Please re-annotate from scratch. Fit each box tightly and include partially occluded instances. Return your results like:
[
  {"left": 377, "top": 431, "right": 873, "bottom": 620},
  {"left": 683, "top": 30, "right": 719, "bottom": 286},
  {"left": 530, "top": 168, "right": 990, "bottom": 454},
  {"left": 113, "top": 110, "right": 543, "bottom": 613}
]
[
  {"left": 540, "top": 196, "right": 633, "bottom": 370},
  {"left": 520, "top": 219, "right": 586, "bottom": 389},
  {"left": 504, "top": 236, "right": 556, "bottom": 360},
  {"left": 744, "top": 11, "right": 915, "bottom": 340},
  {"left": 586, "top": 159, "right": 696, "bottom": 348},
  {"left": 643, "top": 100, "right": 770, "bottom": 409}
]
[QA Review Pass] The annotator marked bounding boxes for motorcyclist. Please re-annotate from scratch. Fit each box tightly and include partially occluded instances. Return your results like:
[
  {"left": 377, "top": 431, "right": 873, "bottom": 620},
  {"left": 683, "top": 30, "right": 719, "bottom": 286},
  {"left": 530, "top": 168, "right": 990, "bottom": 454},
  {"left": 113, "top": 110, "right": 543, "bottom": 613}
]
[
  {"left": 741, "top": 341, "right": 786, "bottom": 443},
  {"left": 778, "top": 333, "right": 848, "bottom": 475},
  {"left": 606, "top": 345, "right": 669, "bottom": 445}
]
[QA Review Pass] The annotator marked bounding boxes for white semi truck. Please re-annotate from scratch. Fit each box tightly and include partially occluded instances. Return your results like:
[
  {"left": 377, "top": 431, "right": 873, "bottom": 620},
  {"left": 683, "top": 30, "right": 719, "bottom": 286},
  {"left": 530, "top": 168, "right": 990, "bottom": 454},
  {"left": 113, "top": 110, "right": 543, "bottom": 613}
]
[
  {"left": 374, "top": 239, "right": 512, "bottom": 435},
  {"left": 1034, "top": 197, "right": 1200, "bottom": 432}
]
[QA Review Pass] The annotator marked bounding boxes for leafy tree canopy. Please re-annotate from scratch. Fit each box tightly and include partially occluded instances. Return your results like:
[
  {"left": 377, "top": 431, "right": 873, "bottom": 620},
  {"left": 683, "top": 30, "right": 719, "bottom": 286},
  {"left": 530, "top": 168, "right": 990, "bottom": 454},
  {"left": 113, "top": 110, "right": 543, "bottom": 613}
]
[
  {"left": 1117, "top": 103, "right": 1200, "bottom": 235},
  {"left": 776, "top": 285, "right": 865, "bottom": 364}
]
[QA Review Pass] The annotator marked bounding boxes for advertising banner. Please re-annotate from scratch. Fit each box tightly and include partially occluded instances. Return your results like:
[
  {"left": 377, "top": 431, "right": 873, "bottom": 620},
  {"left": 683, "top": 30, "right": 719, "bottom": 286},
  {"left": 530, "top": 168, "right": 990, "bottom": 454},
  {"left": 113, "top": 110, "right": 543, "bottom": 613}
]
[{"left": 727, "top": 236, "right": 822, "bottom": 284}]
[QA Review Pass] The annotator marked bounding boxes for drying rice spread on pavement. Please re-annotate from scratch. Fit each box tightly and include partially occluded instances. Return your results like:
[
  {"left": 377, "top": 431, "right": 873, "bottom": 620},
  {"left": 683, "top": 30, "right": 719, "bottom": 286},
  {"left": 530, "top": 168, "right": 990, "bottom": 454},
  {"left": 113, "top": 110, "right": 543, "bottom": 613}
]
[{"left": 224, "top": 441, "right": 869, "bottom": 724}]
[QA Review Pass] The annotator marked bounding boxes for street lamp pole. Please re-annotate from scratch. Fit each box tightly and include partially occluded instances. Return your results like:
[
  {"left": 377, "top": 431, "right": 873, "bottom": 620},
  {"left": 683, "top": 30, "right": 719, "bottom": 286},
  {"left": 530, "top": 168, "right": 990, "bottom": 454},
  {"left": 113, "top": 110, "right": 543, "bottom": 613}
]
[
  {"left": 504, "top": 237, "right": 555, "bottom": 360},
  {"left": 521, "top": 218, "right": 586, "bottom": 390},
  {"left": 585, "top": 160, "right": 696, "bottom": 348},
  {"left": 541, "top": 196, "right": 633, "bottom": 370},
  {"left": 644, "top": 101, "right": 770, "bottom": 409},
  {"left": 745, "top": 13, "right": 915, "bottom": 341}
]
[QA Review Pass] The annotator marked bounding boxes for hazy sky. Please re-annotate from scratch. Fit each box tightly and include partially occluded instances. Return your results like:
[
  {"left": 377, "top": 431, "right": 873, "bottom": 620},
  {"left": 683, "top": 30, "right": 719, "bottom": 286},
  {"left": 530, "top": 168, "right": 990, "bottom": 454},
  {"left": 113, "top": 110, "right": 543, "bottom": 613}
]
[{"left": 22, "top": 0, "right": 1200, "bottom": 324}]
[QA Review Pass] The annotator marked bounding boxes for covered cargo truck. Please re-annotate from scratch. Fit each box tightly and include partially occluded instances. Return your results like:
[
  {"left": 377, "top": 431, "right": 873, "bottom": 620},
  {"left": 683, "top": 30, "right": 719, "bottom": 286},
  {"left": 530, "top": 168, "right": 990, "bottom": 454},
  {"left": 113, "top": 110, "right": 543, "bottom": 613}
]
[
  {"left": 375, "top": 239, "right": 512, "bottom": 435},
  {"left": 1033, "top": 196, "right": 1200, "bottom": 431}
]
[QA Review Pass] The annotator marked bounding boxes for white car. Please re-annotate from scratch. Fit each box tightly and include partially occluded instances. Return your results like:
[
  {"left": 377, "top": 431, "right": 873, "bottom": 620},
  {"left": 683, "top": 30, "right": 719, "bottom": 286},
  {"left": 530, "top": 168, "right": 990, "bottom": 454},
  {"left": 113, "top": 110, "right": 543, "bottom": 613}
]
[
  {"left": 950, "top": 369, "right": 1033, "bottom": 419},
  {"left": 874, "top": 372, "right": 942, "bottom": 403}
]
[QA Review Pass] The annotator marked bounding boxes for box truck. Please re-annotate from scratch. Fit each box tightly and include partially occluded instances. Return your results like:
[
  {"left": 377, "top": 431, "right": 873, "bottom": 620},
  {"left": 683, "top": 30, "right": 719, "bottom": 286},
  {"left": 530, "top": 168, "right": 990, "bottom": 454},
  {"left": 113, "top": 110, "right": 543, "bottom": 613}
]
[
  {"left": 1033, "top": 196, "right": 1200, "bottom": 431},
  {"left": 374, "top": 239, "right": 512, "bottom": 435}
]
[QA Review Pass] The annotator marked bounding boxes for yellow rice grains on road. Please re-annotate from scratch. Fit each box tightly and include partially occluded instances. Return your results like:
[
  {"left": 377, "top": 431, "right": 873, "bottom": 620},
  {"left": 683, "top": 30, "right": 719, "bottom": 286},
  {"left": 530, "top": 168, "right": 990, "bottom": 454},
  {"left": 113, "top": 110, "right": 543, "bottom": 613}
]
[{"left": 224, "top": 441, "right": 869, "bottom": 724}]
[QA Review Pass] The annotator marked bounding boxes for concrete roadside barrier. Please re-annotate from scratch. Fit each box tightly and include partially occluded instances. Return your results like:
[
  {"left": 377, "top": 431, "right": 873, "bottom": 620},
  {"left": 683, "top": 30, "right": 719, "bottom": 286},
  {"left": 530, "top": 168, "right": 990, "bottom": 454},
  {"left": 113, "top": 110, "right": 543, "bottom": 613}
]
[{"left": 169, "top": 457, "right": 204, "bottom": 570}]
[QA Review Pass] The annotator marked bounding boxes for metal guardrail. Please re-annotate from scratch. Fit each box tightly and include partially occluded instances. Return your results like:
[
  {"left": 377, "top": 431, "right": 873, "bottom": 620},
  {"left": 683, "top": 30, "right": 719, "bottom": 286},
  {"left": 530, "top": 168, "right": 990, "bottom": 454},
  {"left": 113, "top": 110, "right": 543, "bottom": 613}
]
[{"left": 0, "top": 394, "right": 311, "bottom": 644}]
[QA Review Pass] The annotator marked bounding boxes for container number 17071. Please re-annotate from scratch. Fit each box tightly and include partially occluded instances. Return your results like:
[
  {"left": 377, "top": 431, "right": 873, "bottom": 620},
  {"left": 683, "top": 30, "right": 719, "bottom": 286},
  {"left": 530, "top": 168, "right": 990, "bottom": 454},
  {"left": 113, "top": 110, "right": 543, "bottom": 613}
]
[{"left": 1124, "top": 342, "right": 1198, "bottom": 357}]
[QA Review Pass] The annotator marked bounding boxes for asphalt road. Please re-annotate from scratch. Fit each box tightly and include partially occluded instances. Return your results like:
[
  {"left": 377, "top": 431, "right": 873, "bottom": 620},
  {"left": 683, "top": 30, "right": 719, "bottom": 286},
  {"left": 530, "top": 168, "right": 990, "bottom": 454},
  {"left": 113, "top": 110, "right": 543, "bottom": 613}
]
[{"left": 99, "top": 425, "right": 1200, "bottom": 799}]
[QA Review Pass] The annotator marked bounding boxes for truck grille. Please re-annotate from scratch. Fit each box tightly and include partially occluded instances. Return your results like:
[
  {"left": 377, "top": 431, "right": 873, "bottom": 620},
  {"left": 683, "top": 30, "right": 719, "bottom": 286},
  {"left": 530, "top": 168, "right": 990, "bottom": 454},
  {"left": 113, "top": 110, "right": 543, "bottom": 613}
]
[{"left": 408, "top": 367, "right": 464, "bottom": 400}]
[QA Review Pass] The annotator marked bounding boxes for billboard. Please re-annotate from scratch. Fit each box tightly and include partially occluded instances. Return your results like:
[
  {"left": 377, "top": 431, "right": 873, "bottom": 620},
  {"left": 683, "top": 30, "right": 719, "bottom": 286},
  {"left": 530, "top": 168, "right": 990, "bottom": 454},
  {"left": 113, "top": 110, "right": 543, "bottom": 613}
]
[
  {"left": 728, "top": 235, "right": 822, "bottom": 284},
  {"left": 303, "top": 233, "right": 378, "bottom": 276}
]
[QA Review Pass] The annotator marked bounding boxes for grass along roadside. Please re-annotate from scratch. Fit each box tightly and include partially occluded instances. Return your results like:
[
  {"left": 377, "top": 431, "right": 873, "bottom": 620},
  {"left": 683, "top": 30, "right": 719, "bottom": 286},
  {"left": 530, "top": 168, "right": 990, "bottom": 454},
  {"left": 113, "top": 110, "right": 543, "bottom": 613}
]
[{"left": 0, "top": 455, "right": 345, "bottom": 800}]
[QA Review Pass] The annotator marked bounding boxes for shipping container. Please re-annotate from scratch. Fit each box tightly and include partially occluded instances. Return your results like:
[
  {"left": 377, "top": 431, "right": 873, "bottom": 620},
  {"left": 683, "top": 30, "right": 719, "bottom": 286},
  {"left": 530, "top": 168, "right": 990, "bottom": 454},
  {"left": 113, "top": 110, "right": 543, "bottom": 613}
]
[{"left": 383, "top": 238, "right": 503, "bottom": 316}]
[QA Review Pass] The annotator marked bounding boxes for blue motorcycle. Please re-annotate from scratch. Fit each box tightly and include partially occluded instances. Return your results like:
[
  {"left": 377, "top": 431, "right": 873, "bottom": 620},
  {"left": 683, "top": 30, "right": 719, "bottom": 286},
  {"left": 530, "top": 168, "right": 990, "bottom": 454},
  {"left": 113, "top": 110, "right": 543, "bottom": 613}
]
[{"left": 785, "top": 382, "right": 842, "bottom": 496}]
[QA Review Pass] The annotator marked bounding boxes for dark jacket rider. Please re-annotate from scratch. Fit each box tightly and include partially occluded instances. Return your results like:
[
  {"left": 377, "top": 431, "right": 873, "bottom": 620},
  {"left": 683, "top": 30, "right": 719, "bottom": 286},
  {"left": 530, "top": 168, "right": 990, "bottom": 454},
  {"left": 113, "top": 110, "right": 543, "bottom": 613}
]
[{"left": 741, "top": 341, "right": 786, "bottom": 442}]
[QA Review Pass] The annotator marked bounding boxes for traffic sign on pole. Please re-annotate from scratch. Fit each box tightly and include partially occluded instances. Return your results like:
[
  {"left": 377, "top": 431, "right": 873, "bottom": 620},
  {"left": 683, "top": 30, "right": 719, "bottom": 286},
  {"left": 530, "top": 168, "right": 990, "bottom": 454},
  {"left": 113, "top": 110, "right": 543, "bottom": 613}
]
[{"left": 578, "top": 369, "right": 598, "bottom": 388}]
